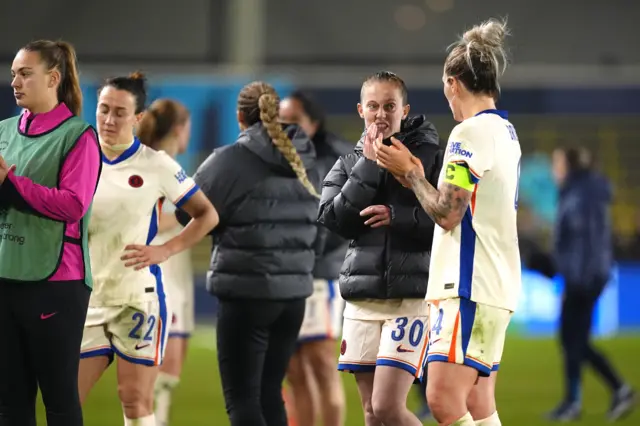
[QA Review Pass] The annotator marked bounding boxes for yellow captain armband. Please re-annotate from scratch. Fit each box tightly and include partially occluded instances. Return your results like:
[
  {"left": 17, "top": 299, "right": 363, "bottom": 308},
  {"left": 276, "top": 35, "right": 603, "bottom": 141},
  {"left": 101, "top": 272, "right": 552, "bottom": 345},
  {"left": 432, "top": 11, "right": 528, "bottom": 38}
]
[{"left": 443, "top": 162, "right": 476, "bottom": 191}]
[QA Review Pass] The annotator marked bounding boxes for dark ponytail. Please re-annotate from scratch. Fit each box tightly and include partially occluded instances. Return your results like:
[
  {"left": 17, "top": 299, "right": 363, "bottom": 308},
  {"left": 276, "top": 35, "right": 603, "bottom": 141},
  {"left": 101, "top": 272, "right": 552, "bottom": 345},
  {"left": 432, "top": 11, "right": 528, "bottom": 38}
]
[
  {"left": 23, "top": 40, "right": 83, "bottom": 116},
  {"left": 55, "top": 41, "right": 82, "bottom": 116}
]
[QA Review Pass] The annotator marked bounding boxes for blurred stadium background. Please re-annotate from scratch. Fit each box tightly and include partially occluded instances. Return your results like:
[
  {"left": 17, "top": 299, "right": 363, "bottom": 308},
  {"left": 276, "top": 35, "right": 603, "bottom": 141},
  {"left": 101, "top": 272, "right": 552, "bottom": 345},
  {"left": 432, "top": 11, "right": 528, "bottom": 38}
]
[{"left": 2, "top": 0, "right": 639, "bottom": 424}]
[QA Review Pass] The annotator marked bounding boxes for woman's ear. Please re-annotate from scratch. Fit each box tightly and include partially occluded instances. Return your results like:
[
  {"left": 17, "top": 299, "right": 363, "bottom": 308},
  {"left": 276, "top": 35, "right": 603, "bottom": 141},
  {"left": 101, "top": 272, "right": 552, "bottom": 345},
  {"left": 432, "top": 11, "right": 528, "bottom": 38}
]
[
  {"left": 402, "top": 103, "right": 410, "bottom": 120},
  {"left": 237, "top": 110, "right": 247, "bottom": 130}
]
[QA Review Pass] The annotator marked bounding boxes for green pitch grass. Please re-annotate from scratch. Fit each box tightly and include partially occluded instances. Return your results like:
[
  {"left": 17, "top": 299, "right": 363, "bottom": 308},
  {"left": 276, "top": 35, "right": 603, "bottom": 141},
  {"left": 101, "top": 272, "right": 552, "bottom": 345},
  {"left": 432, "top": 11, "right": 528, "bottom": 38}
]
[{"left": 37, "top": 329, "right": 640, "bottom": 425}]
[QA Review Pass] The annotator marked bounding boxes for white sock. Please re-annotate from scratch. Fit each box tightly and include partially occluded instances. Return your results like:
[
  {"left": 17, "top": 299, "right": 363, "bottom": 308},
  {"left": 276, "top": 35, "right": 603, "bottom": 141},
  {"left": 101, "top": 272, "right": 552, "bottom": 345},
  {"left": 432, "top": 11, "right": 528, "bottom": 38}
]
[
  {"left": 154, "top": 373, "right": 180, "bottom": 426},
  {"left": 475, "top": 411, "right": 501, "bottom": 426},
  {"left": 450, "top": 412, "right": 475, "bottom": 426},
  {"left": 124, "top": 414, "right": 156, "bottom": 426}
]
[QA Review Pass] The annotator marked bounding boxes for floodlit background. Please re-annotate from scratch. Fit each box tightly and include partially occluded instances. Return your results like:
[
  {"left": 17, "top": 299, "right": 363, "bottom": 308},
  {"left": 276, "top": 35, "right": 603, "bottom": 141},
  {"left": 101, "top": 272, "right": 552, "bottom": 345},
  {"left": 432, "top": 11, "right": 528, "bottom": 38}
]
[{"left": 1, "top": 0, "right": 639, "bottom": 424}]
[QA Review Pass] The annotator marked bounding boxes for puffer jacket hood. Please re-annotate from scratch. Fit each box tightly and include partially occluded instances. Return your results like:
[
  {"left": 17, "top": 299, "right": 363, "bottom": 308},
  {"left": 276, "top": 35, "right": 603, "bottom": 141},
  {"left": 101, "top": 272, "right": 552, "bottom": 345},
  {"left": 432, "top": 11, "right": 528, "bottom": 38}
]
[{"left": 240, "top": 122, "right": 317, "bottom": 176}]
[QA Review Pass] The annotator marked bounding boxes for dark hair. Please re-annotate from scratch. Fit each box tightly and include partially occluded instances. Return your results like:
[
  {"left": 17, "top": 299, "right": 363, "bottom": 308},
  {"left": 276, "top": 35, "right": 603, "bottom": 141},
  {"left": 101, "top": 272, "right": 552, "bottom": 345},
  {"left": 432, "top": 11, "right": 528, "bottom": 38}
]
[
  {"left": 444, "top": 18, "right": 510, "bottom": 100},
  {"left": 238, "top": 81, "right": 318, "bottom": 198},
  {"left": 100, "top": 71, "right": 147, "bottom": 114},
  {"left": 288, "top": 90, "right": 326, "bottom": 132},
  {"left": 562, "top": 147, "right": 592, "bottom": 173},
  {"left": 22, "top": 40, "right": 83, "bottom": 116},
  {"left": 137, "top": 99, "right": 190, "bottom": 149},
  {"left": 360, "top": 71, "right": 408, "bottom": 105}
]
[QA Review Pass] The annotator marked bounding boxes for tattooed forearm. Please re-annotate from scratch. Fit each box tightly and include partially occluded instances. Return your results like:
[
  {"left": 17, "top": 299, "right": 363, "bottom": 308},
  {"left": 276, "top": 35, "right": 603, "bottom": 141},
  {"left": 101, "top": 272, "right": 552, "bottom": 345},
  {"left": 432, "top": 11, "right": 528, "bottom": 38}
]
[
  {"left": 405, "top": 168, "right": 471, "bottom": 230},
  {"left": 405, "top": 168, "right": 448, "bottom": 222}
]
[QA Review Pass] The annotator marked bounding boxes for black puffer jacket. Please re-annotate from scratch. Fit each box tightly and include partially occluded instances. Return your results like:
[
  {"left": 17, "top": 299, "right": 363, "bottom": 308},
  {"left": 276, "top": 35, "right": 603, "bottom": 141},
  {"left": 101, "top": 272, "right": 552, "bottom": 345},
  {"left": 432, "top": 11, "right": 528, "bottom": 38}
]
[
  {"left": 317, "top": 115, "right": 443, "bottom": 300},
  {"left": 310, "top": 130, "right": 353, "bottom": 279},
  {"left": 178, "top": 123, "right": 320, "bottom": 300}
]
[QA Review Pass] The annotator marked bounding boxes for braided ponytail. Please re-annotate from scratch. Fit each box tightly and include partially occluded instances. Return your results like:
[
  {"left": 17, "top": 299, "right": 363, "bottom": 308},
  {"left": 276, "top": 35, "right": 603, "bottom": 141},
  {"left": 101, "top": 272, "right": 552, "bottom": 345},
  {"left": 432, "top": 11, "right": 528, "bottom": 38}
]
[{"left": 257, "top": 92, "right": 319, "bottom": 199}]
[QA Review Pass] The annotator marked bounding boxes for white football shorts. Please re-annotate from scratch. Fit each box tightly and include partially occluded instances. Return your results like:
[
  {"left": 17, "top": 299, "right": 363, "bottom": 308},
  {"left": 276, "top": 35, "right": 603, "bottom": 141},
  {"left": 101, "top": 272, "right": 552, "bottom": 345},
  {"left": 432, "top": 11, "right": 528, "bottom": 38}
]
[
  {"left": 80, "top": 299, "right": 170, "bottom": 366},
  {"left": 426, "top": 297, "right": 511, "bottom": 376}
]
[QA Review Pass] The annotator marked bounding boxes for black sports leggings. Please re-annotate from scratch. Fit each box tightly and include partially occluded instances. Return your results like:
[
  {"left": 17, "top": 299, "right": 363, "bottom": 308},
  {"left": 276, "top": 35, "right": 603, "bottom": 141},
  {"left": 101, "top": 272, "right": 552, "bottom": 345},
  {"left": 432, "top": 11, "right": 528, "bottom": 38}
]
[
  {"left": 217, "top": 298, "right": 305, "bottom": 426},
  {"left": 560, "top": 281, "right": 622, "bottom": 402},
  {"left": 0, "top": 279, "right": 90, "bottom": 426}
]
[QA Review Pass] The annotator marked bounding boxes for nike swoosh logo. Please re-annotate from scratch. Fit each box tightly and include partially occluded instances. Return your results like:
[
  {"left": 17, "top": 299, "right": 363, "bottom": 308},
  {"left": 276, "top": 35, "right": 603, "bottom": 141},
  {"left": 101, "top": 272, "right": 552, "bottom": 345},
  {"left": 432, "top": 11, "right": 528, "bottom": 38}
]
[
  {"left": 396, "top": 344, "right": 415, "bottom": 353},
  {"left": 40, "top": 312, "right": 57, "bottom": 320},
  {"left": 135, "top": 343, "right": 151, "bottom": 350},
  {"left": 430, "top": 338, "right": 442, "bottom": 345}
]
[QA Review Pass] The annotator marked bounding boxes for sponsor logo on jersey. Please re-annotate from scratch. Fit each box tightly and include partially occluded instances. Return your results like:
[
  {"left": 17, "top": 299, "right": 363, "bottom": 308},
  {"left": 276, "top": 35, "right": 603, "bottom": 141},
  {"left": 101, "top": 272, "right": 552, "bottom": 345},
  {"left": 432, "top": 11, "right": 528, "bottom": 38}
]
[
  {"left": 0, "top": 140, "right": 8, "bottom": 152},
  {"left": 449, "top": 142, "right": 473, "bottom": 158},
  {"left": 340, "top": 339, "right": 347, "bottom": 355},
  {"left": 175, "top": 169, "right": 188, "bottom": 184}
]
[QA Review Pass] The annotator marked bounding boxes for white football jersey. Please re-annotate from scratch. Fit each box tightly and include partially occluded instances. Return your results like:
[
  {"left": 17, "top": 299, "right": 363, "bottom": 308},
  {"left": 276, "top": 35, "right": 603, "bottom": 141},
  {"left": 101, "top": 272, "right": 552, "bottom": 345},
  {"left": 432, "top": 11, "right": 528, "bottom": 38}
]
[
  {"left": 88, "top": 138, "right": 198, "bottom": 306},
  {"left": 152, "top": 200, "right": 194, "bottom": 295},
  {"left": 426, "top": 110, "right": 522, "bottom": 312}
]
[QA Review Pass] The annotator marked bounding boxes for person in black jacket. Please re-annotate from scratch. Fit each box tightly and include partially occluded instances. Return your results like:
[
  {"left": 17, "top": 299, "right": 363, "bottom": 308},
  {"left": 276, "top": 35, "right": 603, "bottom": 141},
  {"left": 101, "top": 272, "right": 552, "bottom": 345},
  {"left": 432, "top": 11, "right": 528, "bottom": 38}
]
[
  {"left": 176, "top": 81, "right": 320, "bottom": 426},
  {"left": 279, "top": 91, "right": 351, "bottom": 426},
  {"left": 547, "top": 147, "right": 635, "bottom": 422},
  {"left": 318, "top": 71, "right": 442, "bottom": 426}
]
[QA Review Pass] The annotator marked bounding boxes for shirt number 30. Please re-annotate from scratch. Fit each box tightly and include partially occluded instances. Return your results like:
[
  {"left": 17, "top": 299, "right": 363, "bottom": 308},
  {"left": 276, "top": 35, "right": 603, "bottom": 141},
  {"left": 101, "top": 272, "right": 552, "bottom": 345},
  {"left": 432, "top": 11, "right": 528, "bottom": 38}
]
[{"left": 390, "top": 317, "right": 425, "bottom": 347}]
